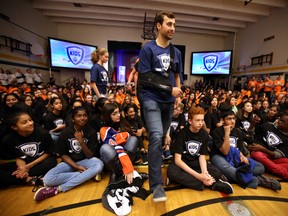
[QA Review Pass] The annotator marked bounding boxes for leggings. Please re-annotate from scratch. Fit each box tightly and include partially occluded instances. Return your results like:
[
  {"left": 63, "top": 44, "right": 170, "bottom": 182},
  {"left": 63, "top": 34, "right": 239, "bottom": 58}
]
[{"left": 0, "top": 156, "right": 57, "bottom": 187}]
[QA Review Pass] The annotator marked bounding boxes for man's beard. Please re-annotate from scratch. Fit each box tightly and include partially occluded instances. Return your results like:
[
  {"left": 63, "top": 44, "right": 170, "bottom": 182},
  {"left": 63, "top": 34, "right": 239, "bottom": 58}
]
[
  {"left": 164, "top": 35, "right": 172, "bottom": 40},
  {"left": 165, "top": 32, "right": 173, "bottom": 40}
]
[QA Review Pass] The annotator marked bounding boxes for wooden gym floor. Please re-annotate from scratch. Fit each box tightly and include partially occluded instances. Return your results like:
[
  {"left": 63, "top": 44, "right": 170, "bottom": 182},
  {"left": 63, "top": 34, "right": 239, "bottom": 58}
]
[{"left": 0, "top": 164, "right": 287, "bottom": 216}]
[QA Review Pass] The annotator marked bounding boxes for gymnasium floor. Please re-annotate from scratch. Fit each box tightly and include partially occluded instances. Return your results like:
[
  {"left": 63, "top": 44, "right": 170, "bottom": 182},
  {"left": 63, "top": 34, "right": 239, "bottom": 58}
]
[{"left": 0, "top": 164, "right": 287, "bottom": 216}]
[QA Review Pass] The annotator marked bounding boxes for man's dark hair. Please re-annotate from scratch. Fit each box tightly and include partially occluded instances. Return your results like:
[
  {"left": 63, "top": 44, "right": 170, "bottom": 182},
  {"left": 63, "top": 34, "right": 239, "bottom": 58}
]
[{"left": 154, "top": 11, "right": 175, "bottom": 26}]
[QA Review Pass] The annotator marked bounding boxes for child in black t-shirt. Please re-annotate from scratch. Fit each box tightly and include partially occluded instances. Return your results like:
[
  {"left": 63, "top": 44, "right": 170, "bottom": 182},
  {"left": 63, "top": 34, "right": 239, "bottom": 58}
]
[
  {"left": 121, "top": 104, "right": 148, "bottom": 165},
  {"left": 42, "top": 97, "right": 66, "bottom": 142},
  {"left": 0, "top": 112, "right": 57, "bottom": 188},
  {"left": 34, "top": 106, "right": 104, "bottom": 201},
  {"left": 250, "top": 111, "right": 288, "bottom": 180},
  {"left": 167, "top": 107, "right": 233, "bottom": 194}
]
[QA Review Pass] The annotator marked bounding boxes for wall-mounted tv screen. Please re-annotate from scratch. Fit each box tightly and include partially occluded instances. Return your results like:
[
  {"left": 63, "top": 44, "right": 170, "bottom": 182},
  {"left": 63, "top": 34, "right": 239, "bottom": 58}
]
[
  {"left": 191, "top": 50, "right": 232, "bottom": 75},
  {"left": 48, "top": 37, "right": 97, "bottom": 70}
]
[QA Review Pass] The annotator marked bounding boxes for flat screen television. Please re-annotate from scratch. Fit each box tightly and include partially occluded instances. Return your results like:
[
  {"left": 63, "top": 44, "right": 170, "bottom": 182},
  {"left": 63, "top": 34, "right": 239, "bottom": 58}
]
[
  {"left": 48, "top": 37, "right": 97, "bottom": 70},
  {"left": 191, "top": 50, "right": 232, "bottom": 75}
]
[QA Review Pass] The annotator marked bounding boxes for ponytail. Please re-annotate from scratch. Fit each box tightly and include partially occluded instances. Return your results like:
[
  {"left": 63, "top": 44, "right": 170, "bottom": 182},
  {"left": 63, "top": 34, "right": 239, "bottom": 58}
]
[{"left": 91, "top": 48, "right": 108, "bottom": 64}]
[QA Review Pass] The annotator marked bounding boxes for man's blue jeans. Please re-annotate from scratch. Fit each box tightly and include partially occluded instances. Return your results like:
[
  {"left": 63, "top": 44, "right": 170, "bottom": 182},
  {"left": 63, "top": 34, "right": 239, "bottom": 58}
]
[
  {"left": 142, "top": 99, "right": 174, "bottom": 190},
  {"left": 211, "top": 154, "right": 265, "bottom": 188}
]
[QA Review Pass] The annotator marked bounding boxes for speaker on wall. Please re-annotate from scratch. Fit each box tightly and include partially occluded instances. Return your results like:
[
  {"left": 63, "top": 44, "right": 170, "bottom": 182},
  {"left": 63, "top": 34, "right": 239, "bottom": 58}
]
[{"left": 183, "top": 74, "right": 188, "bottom": 80}]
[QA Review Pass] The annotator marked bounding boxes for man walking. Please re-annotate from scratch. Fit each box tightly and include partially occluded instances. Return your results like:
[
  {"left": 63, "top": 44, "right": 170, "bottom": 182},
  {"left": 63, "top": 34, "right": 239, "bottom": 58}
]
[{"left": 138, "top": 11, "right": 183, "bottom": 202}]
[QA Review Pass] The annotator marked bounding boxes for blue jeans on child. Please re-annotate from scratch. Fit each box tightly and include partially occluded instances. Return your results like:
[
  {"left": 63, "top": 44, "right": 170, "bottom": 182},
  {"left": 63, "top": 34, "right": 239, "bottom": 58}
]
[
  {"left": 43, "top": 157, "right": 103, "bottom": 192},
  {"left": 211, "top": 154, "right": 265, "bottom": 188},
  {"left": 100, "top": 136, "right": 138, "bottom": 163}
]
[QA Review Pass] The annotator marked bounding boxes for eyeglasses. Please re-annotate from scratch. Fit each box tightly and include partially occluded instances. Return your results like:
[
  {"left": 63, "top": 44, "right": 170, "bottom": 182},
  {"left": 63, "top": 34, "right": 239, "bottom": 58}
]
[{"left": 25, "top": 99, "right": 32, "bottom": 102}]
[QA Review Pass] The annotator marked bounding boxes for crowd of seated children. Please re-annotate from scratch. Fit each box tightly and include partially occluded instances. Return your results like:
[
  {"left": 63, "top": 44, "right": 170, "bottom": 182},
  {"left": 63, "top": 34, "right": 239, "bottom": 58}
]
[
  {"left": 0, "top": 73, "right": 287, "bottom": 203},
  {"left": 211, "top": 102, "right": 281, "bottom": 190}
]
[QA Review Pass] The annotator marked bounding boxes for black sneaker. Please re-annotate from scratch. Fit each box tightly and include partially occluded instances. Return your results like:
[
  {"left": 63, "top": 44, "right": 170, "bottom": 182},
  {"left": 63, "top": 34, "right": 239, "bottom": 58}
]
[
  {"left": 220, "top": 174, "right": 229, "bottom": 182},
  {"left": 30, "top": 176, "right": 44, "bottom": 192},
  {"left": 140, "top": 150, "right": 148, "bottom": 165},
  {"left": 133, "top": 151, "right": 141, "bottom": 164},
  {"left": 212, "top": 179, "right": 234, "bottom": 194},
  {"left": 257, "top": 175, "right": 281, "bottom": 191},
  {"left": 139, "top": 172, "right": 149, "bottom": 181},
  {"left": 163, "top": 150, "right": 173, "bottom": 160}
]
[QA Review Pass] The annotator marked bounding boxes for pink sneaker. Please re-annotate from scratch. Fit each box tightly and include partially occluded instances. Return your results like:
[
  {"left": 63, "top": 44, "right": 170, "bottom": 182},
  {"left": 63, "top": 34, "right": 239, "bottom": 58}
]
[{"left": 34, "top": 186, "right": 58, "bottom": 201}]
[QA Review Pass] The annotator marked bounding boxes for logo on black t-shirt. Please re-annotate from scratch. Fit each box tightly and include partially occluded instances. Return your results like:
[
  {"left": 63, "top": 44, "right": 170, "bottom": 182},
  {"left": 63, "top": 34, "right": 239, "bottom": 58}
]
[
  {"left": 229, "top": 136, "right": 238, "bottom": 148},
  {"left": 170, "top": 121, "right": 179, "bottom": 130},
  {"left": 241, "top": 121, "right": 250, "bottom": 131},
  {"left": 68, "top": 138, "right": 88, "bottom": 153},
  {"left": 184, "top": 113, "right": 188, "bottom": 122},
  {"left": 54, "top": 118, "right": 64, "bottom": 126},
  {"left": 185, "top": 140, "right": 201, "bottom": 156},
  {"left": 265, "top": 131, "right": 282, "bottom": 147},
  {"left": 18, "top": 142, "right": 41, "bottom": 158}
]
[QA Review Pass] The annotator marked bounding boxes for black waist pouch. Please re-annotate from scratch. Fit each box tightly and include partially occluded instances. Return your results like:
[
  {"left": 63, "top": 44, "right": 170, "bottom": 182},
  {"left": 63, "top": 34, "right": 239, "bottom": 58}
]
[{"left": 138, "top": 72, "right": 172, "bottom": 93}]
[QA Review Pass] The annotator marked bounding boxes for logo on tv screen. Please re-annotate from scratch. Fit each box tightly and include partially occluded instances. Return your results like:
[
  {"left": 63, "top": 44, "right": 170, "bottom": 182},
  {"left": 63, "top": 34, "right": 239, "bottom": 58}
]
[
  {"left": 203, "top": 55, "right": 218, "bottom": 72},
  {"left": 66, "top": 46, "right": 84, "bottom": 65}
]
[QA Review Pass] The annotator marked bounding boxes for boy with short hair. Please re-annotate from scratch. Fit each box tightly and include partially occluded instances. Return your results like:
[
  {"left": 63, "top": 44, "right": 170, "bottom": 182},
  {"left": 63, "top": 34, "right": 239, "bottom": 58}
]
[
  {"left": 167, "top": 106, "right": 234, "bottom": 194},
  {"left": 211, "top": 103, "right": 281, "bottom": 190}
]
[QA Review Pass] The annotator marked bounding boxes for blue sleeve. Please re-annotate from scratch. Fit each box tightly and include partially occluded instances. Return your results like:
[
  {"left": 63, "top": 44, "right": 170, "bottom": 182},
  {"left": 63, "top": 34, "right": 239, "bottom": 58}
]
[
  {"left": 138, "top": 46, "right": 152, "bottom": 74},
  {"left": 90, "top": 64, "right": 98, "bottom": 82}
]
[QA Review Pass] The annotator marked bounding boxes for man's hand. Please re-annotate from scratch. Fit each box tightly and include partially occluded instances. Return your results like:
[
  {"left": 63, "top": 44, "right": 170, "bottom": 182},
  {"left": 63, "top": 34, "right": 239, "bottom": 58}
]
[{"left": 172, "top": 87, "right": 182, "bottom": 98}]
